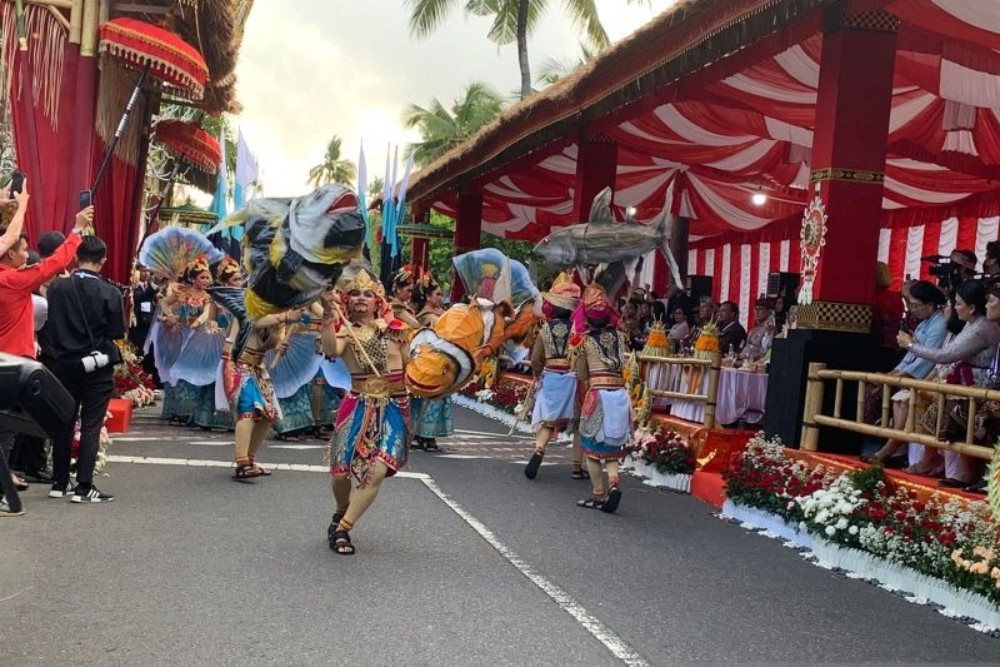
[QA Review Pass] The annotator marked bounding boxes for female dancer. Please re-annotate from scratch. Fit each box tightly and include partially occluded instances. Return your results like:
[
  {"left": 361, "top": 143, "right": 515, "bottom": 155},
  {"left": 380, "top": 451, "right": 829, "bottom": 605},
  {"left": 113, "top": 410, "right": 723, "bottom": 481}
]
[{"left": 410, "top": 275, "right": 454, "bottom": 451}]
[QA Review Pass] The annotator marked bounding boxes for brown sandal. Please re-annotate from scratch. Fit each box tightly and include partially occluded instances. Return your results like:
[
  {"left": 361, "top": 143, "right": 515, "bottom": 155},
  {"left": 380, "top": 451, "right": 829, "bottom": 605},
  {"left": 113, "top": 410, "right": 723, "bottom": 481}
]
[
  {"left": 576, "top": 496, "right": 606, "bottom": 509},
  {"left": 233, "top": 459, "right": 264, "bottom": 482}
]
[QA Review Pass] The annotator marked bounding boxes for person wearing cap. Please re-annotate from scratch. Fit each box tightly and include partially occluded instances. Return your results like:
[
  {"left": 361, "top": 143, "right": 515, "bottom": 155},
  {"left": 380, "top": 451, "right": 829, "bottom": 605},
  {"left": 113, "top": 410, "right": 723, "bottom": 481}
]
[
  {"left": 573, "top": 284, "right": 632, "bottom": 514},
  {"left": 321, "top": 265, "right": 411, "bottom": 556},
  {"left": 524, "top": 274, "right": 581, "bottom": 480},
  {"left": 741, "top": 297, "right": 776, "bottom": 361}
]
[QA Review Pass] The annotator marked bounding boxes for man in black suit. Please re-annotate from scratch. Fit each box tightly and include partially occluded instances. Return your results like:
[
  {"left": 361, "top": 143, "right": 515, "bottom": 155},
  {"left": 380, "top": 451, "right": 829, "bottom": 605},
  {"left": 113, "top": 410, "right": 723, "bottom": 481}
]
[{"left": 130, "top": 265, "right": 160, "bottom": 385}]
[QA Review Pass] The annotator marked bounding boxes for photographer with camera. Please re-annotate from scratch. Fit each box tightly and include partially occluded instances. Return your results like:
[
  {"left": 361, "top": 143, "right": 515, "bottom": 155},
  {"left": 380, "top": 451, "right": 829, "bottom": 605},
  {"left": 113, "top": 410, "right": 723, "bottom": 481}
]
[
  {"left": 45, "top": 236, "right": 126, "bottom": 503},
  {"left": 0, "top": 183, "right": 91, "bottom": 515}
]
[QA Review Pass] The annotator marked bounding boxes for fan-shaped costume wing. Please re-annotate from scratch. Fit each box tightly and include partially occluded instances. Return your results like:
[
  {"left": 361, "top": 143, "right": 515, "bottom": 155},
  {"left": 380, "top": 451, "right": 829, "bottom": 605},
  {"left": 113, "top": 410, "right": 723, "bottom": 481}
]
[
  {"left": 264, "top": 332, "right": 322, "bottom": 399},
  {"left": 139, "top": 227, "right": 223, "bottom": 280}
]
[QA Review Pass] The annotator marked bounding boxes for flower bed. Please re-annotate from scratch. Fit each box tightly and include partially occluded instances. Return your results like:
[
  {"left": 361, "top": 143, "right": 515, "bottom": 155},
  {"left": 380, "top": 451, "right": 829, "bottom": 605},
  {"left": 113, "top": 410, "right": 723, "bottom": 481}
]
[
  {"left": 723, "top": 433, "right": 1000, "bottom": 632},
  {"left": 114, "top": 345, "right": 158, "bottom": 408},
  {"left": 623, "top": 425, "right": 695, "bottom": 493}
]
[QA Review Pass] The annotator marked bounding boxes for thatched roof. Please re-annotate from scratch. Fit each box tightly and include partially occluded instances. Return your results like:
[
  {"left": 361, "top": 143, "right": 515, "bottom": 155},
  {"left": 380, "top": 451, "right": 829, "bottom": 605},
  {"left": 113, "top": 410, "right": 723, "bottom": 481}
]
[
  {"left": 407, "top": 0, "right": 832, "bottom": 204},
  {"left": 112, "top": 0, "right": 254, "bottom": 114}
]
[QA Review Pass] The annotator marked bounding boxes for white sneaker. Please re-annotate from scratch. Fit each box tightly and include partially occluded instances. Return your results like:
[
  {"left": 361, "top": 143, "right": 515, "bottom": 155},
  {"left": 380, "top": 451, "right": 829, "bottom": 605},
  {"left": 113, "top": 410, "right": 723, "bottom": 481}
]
[{"left": 49, "top": 484, "right": 71, "bottom": 498}]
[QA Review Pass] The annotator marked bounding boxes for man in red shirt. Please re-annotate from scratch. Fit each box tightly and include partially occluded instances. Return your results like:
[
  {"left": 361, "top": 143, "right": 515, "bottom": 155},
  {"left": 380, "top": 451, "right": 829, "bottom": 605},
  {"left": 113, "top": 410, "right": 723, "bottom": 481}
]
[
  {"left": 0, "top": 195, "right": 92, "bottom": 516},
  {"left": 0, "top": 207, "right": 92, "bottom": 358}
]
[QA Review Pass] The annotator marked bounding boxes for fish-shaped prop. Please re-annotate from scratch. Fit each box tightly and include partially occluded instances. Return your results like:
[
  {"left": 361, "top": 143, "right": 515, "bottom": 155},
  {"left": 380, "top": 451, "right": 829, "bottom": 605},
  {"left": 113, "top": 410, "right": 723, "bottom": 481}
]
[
  {"left": 452, "top": 247, "right": 539, "bottom": 308},
  {"left": 407, "top": 250, "right": 537, "bottom": 399},
  {"left": 240, "top": 184, "right": 366, "bottom": 321},
  {"left": 533, "top": 187, "right": 684, "bottom": 292}
]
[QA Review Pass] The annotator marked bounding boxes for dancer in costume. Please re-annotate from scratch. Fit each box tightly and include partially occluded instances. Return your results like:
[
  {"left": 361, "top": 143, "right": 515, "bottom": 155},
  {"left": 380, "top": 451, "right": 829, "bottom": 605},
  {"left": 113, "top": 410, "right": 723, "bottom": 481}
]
[
  {"left": 321, "top": 265, "right": 411, "bottom": 556},
  {"left": 268, "top": 303, "right": 326, "bottom": 438},
  {"left": 390, "top": 265, "right": 422, "bottom": 329},
  {"left": 224, "top": 304, "right": 300, "bottom": 479},
  {"left": 193, "top": 257, "right": 243, "bottom": 431},
  {"left": 410, "top": 272, "right": 454, "bottom": 451},
  {"left": 574, "top": 284, "right": 632, "bottom": 513},
  {"left": 525, "top": 274, "right": 581, "bottom": 479},
  {"left": 137, "top": 227, "right": 224, "bottom": 423}
]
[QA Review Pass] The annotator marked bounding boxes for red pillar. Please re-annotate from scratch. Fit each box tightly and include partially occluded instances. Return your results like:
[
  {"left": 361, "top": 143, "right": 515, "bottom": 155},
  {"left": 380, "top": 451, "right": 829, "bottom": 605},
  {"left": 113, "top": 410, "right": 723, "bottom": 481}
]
[
  {"left": 450, "top": 189, "right": 482, "bottom": 302},
  {"left": 764, "top": 5, "right": 900, "bottom": 449},
  {"left": 410, "top": 203, "right": 428, "bottom": 269},
  {"left": 801, "top": 3, "right": 897, "bottom": 319},
  {"left": 572, "top": 137, "right": 618, "bottom": 221}
]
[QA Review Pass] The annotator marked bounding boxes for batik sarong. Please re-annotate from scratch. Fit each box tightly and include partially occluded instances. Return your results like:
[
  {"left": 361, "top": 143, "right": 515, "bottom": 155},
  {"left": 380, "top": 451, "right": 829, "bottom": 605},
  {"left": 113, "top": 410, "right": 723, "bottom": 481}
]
[{"left": 579, "top": 387, "right": 632, "bottom": 460}]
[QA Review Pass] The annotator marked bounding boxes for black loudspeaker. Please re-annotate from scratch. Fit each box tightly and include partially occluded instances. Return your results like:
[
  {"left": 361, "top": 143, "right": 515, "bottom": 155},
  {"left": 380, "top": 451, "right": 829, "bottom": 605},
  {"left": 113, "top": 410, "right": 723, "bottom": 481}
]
[
  {"left": 0, "top": 352, "right": 75, "bottom": 439},
  {"left": 766, "top": 272, "right": 800, "bottom": 300},
  {"left": 688, "top": 275, "right": 713, "bottom": 301}
]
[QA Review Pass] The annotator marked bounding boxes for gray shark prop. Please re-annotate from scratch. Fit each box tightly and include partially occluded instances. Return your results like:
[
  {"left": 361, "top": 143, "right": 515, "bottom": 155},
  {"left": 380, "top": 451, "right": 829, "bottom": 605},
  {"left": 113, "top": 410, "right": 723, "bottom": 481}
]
[{"left": 533, "top": 187, "right": 684, "bottom": 292}]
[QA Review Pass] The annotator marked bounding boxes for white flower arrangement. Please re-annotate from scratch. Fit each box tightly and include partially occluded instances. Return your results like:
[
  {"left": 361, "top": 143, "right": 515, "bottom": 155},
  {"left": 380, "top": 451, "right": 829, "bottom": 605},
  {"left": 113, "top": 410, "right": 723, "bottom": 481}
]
[{"left": 474, "top": 388, "right": 495, "bottom": 402}]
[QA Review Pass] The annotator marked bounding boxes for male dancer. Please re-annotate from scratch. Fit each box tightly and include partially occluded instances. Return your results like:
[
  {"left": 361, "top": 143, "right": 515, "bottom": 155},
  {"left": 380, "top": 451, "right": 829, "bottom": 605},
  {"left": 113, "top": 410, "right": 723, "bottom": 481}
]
[
  {"left": 321, "top": 266, "right": 410, "bottom": 555},
  {"left": 525, "top": 275, "right": 581, "bottom": 479},
  {"left": 574, "top": 284, "right": 632, "bottom": 513}
]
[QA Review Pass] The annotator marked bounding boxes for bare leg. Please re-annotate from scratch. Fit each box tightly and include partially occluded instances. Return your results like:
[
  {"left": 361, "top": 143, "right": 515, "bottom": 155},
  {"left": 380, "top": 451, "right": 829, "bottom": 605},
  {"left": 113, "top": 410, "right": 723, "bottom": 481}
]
[
  {"left": 871, "top": 401, "right": 909, "bottom": 459},
  {"left": 331, "top": 476, "right": 351, "bottom": 514},
  {"left": 534, "top": 425, "right": 552, "bottom": 455},
  {"left": 234, "top": 418, "right": 253, "bottom": 463},
  {"left": 570, "top": 429, "right": 586, "bottom": 477},
  {"left": 339, "top": 460, "right": 390, "bottom": 531},
  {"left": 585, "top": 457, "right": 606, "bottom": 499}
]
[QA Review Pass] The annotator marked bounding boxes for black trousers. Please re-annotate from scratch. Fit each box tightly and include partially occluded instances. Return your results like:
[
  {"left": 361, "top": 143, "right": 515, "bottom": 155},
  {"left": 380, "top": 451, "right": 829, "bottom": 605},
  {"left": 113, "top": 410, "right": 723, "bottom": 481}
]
[{"left": 51, "top": 362, "right": 115, "bottom": 489}]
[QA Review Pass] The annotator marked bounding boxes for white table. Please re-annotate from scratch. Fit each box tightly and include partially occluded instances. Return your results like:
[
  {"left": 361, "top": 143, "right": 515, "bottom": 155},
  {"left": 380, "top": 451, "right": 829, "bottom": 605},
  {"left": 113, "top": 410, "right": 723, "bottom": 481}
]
[{"left": 646, "top": 363, "right": 768, "bottom": 426}]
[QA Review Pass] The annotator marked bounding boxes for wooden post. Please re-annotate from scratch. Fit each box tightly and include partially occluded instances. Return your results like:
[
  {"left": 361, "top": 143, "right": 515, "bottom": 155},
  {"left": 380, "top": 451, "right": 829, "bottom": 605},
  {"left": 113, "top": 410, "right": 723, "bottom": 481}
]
[
  {"left": 69, "top": 0, "right": 83, "bottom": 44},
  {"left": 80, "top": 0, "right": 98, "bottom": 56},
  {"left": 801, "top": 362, "right": 827, "bottom": 451},
  {"left": 880, "top": 380, "right": 891, "bottom": 428},
  {"left": 833, "top": 378, "right": 844, "bottom": 419},
  {"left": 703, "top": 352, "right": 721, "bottom": 430},
  {"left": 934, "top": 393, "right": 945, "bottom": 438},
  {"left": 965, "top": 399, "right": 977, "bottom": 444},
  {"left": 855, "top": 380, "right": 865, "bottom": 423},
  {"left": 905, "top": 387, "right": 916, "bottom": 433}
]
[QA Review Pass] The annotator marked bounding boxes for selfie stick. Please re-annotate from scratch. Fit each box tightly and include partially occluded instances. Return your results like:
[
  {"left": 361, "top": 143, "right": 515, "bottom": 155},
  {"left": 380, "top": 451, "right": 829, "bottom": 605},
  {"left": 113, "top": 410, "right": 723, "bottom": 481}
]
[{"left": 92, "top": 63, "right": 151, "bottom": 194}]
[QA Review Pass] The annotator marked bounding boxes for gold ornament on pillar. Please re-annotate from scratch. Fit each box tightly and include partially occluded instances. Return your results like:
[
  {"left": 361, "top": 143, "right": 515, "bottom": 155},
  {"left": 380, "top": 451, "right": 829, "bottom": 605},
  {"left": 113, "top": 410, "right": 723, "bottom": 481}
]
[{"left": 798, "top": 195, "right": 828, "bottom": 306}]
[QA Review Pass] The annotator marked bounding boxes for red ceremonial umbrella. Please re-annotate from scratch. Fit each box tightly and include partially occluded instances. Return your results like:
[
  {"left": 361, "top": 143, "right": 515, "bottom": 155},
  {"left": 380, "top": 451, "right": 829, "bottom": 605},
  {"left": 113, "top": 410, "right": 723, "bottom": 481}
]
[
  {"left": 98, "top": 17, "right": 209, "bottom": 100},
  {"left": 93, "top": 18, "right": 210, "bottom": 193},
  {"left": 155, "top": 120, "right": 221, "bottom": 174}
]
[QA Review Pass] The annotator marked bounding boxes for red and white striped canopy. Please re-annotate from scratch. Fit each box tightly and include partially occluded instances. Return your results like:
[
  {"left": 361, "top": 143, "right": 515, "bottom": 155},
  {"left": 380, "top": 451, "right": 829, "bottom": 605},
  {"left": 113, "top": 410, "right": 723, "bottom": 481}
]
[{"left": 431, "top": 0, "right": 1000, "bottom": 248}]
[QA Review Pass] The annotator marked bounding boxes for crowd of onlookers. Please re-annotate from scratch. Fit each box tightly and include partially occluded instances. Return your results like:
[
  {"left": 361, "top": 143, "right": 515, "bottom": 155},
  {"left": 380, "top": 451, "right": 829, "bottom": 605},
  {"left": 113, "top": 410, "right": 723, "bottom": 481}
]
[{"left": 0, "top": 180, "right": 124, "bottom": 516}]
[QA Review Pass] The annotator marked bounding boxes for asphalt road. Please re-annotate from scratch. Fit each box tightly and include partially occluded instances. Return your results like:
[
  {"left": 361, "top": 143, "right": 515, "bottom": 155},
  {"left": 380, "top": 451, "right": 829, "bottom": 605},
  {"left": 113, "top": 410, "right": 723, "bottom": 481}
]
[{"left": 2, "top": 406, "right": 998, "bottom": 665}]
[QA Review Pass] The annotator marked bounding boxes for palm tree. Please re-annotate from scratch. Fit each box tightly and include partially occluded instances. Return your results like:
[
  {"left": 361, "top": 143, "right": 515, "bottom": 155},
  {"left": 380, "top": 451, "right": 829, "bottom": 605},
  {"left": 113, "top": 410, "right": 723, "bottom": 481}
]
[
  {"left": 307, "top": 136, "right": 357, "bottom": 187},
  {"left": 406, "top": 0, "right": 649, "bottom": 99},
  {"left": 367, "top": 176, "right": 385, "bottom": 201},
  {"left": 403, "top": 82, "right": 505, "bottom": 166},
  {"left": 536, "top": 41, "right": 598, "bottom": 88}
]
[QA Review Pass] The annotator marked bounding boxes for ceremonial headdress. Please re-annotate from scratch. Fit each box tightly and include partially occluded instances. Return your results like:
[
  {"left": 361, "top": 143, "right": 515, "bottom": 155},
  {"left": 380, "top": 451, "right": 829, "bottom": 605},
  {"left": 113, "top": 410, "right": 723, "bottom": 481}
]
[
  {"left": 541, "top": 272, "right": 581, "bottom": 311},
  {"left": 183, "top": 257, "right": 211, "bottom": 282},
  {"left": 582, "top": 284, "right": 613, "bottom": 319},
  {"left": 337, "top": 262, "right": 385, "bottom": 298},
  {"left": 214, "top": 256, "right": 241, "bottom": 284}
]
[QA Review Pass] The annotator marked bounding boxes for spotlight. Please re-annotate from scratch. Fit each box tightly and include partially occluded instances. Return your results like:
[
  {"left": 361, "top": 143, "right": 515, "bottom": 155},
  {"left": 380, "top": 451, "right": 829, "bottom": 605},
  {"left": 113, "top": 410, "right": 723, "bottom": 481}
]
[
  {"left": 751, "top": 191, "right": 767, "bottom": 206},
  {"left": 626, "top": 205, "right": 637, "bottom": 217}
]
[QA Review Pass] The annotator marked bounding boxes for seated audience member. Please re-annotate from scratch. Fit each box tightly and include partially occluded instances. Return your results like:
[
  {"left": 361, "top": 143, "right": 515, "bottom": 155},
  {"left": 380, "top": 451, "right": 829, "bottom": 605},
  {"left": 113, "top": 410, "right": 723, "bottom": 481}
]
[
  {"left": 897, "top": 280, "right": 1000, "bottom": 485},
  {"left": 862, "top": 281, "right": 948, "bottom": 466},
  {"left": 717, "top": 301, "right": 747, "bottom": 355},
  {"left": 667, "top": 307, "right": 691, "bottom": 344},
  {"left": 742, "top": 297, "right": 776, "bottom": 361}
]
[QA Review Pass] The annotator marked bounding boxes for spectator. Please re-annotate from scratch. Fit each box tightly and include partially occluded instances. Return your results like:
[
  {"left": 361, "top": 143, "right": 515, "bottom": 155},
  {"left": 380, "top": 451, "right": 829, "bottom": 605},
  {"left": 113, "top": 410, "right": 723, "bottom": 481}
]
[
  {"left": 667, "top": 307, "right": 690, "bottom": 343},
  {"left": 717, "top": 301, "right": 748, "bottom": 355},
  {"left": 872, "top": 261, "right": 904, "bottom": 348},
  {"left": 130, "top": 265, "right": 159, "bottom": 383},
  {"left": 897, "top": 279, "right": 1000, "bottom": 486},
  {"left": 0, "top": 180, "right": 28, "bottom": 256},
  {"left": 742, "top": 297, "right": 776, "bottom": 361},
  {"left": 45, "top": 235, "right": 125, "bottom": 503},
  {"left": 0, "top": 194, "right": 89, "bottom": 516},
  {"left": 862, "top": 280, "right": 948, "bottom": 466},
  {"left": 985, "top": 242, "right": 1000, "bottom": 278}
]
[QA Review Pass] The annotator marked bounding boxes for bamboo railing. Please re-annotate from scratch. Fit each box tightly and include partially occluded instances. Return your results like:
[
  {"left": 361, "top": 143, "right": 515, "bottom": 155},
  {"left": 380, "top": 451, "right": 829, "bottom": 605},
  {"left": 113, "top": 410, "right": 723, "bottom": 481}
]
[
  {"left": 637, "top": 353, "right": 722, "bottom": 429},
  {"left": 801, "top": 363, "right": 994, "bottom": 460}
]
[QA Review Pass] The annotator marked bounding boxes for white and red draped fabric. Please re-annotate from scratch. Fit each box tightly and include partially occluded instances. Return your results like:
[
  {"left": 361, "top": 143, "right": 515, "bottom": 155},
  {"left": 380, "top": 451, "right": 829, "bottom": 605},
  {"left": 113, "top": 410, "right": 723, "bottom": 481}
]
[{"left": 425, "top": 1, "right": 1000, "bottom": 288}]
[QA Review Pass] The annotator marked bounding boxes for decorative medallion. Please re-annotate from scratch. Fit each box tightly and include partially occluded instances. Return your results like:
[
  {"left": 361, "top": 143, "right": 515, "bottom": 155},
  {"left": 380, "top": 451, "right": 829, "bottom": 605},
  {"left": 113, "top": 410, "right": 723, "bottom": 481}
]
[{"left": 799, "top": 195, "right": 828, "bottom": 305}]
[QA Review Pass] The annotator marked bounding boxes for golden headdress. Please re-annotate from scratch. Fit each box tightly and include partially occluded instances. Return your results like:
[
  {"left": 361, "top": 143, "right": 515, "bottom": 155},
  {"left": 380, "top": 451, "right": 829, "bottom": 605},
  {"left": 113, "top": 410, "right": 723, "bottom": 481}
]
[
  {"left": 183, "top": 257, "right": 211, "bottom": 282},
  {"left": 214, "top": 256, "right": 241, "bottom": 283},
  {"left": 336, "top": 262, "right": 385, "bottom": 298}
]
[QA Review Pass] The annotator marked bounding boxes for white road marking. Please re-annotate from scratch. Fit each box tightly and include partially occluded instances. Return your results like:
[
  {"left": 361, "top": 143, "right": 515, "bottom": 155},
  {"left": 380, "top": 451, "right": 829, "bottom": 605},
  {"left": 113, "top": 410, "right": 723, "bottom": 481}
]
[
  {"left": 420, "top": 477, "right": 649, "bottom": 667},
  {"left": 105, "top": 455, "right": 430, "bottom": 479},
  {"left": 269, "top": 444, "right": 324, "bottom": 450},
  {"left": 186, "top": 441, "right": 233, "bottom": 446}
]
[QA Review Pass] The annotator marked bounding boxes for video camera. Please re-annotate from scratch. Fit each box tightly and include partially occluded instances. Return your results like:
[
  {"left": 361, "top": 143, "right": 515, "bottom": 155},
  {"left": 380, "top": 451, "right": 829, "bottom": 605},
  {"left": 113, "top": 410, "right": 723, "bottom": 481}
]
[
  {"left": 0, "top": 353, "right": 75, "bottom": 514},
  {"left": 922, "top": 255, "right": 967, "bottom": 293}
]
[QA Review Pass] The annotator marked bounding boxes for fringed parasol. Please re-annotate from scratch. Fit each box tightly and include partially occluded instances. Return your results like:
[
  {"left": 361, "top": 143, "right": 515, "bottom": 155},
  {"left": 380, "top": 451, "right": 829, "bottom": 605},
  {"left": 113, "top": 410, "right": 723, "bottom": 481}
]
[
  {"left": 98, "top": 18, "right": 208, "bottom": 100},
  {"left": 154, "top": 120, "right": 221, "bottom": 174}
]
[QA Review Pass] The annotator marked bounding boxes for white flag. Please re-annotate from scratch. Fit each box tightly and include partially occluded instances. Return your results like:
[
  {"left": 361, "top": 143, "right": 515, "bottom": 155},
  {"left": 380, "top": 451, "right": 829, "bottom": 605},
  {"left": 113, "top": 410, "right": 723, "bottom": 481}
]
[{"left": 234, "top": 128, "right": 259, "bottom": 187}]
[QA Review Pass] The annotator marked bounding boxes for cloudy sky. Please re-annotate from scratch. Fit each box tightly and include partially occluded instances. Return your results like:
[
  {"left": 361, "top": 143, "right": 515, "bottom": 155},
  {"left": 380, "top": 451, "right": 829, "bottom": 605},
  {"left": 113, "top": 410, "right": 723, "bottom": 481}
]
[{"left": 232, "top": 0, "right": 675, "bottom": 197}]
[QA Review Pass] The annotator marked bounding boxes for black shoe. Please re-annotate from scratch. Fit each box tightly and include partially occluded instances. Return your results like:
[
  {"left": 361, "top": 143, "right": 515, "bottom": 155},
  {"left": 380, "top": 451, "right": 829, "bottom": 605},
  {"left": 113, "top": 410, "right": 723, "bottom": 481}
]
[
  {"left": 71, "top": 486, "right": 115, "bottom": 504},
  {"left": 24, "top": 470, "right": 53, "bottom": 484},
  {"left": 425, "top": 439, "right": 441, "bottom": 452},
  {"left": 524, "top": 452, "right": 544, "bottom": 479},
  {"left": 411, "top": 437, "right": 427, "bottom": 451},
  {"left": 602, "top": 486, "right": 622, "bottom": 514},
  {"left": 965, "top": 479, "right": 988, "bottom": 494},
  {"left": 883, "top": 454, "right": 909, "bottom": 470}
]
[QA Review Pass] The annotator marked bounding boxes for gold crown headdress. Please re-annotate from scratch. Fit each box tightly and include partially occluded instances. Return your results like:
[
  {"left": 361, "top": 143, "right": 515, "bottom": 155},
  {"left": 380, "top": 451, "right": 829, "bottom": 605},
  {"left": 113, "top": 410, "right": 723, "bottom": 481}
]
[
  {"left": 184, "top": 257, "right": 210, "bottom": 278},
  {"left": 337, "top": 262, "right": 385, "bottom": 298}
]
